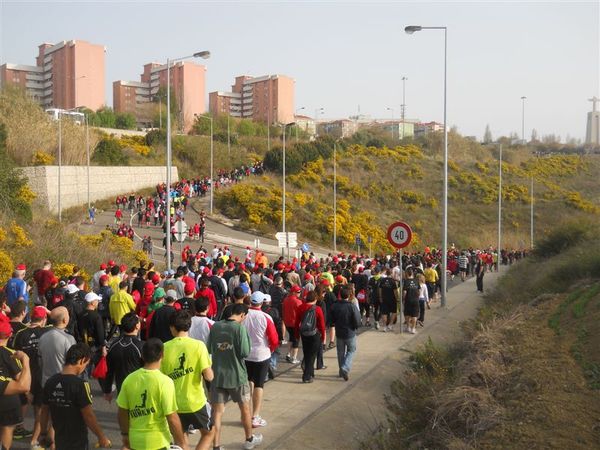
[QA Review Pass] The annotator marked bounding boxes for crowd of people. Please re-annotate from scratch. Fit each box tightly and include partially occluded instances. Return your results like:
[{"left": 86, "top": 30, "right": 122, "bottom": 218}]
[{"left": 0, "top": 243, "right": 525, "bottom": 450}]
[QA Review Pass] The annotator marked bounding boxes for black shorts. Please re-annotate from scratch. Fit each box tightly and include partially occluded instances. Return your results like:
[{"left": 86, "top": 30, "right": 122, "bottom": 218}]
[
  {"left": 245, "top": 359, "right": 270, "bottom": 388},
  {"left": 380, "top": 299, "right": 397, "bottom": 315},
  {"left": 0, "top": 407, "right": 23, "bottom": 426},
  {"left": 179, "top": 404, "right": 212, "bottom": 431},
  {"left": 459, "top": 267, "right": 467, "bottom": 273},
  {"left": 32, "top": 381, "right": 44, "bottom": 406},
  {"left": 404, "top": 300, "right": 420, "bottom": 318},
  {"left": 287, "top": 327, "right": 299, "bottom": 348}
]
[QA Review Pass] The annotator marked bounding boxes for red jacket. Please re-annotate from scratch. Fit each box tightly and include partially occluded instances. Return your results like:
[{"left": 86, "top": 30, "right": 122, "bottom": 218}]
[
  {"left": 295, "top": 302, "right": 326, "bottom": 340},
  {"left": 195, "top": 287, "right": 217, "bottom": 318},
  {"left": 282, "top": 294, "right": 302, "bottom": 327}
]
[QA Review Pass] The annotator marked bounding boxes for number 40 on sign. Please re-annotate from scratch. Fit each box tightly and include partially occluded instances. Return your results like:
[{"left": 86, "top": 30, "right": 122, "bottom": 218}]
[{"left": 386, "top": 221, "right": 412, "bottom": 249}]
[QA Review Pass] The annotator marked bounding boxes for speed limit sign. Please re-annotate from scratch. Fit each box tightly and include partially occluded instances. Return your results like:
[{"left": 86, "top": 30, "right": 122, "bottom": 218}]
[{"left": 387, "top": 221, "right": 412, "bottom": 249}]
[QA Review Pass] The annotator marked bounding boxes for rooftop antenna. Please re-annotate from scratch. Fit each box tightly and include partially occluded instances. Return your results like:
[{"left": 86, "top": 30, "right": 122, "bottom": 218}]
[{"left": 590, "top": 96, "right": 599, "bottom": 112}]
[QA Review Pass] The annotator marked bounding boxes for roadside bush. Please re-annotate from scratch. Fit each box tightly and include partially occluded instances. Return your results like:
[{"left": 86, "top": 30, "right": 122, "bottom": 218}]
[
  {"left": 92, "top": 137, "right": 129, "bottom": 165},
  {"left": 533, "top": 221, "right": 595, "bottom": 258}
]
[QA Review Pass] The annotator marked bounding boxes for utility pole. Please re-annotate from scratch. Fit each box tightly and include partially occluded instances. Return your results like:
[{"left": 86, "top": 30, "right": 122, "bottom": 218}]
[{"left": 401, "top": 76, "right": 408, "bottom": 139}]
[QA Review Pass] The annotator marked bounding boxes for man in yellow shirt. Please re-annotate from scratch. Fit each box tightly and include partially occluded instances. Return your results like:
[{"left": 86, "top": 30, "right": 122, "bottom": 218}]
[
  {"left": 117, "top": 338, "right": 185, "bottom": 450},
  {"left": 161, "top": 311, "right": 214, "bottom": 450},
  {"left": 423, "top": 262, "right": 439, "bottom": 301}
]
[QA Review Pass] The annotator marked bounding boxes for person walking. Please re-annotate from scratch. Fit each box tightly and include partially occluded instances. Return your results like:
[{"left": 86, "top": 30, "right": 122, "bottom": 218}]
[
  {"left": 295, "top": 291, "right": 325, "bottom": 383},
  {"left": 161, "top": 310, "right": 214, "bottom": 450},
  {"left": 207, "top": 303, "right": 262, "bottom": 450},
  {"left": 117, "top": 338, "right": 185, "bottom": 450},
  {"left": 282, "top": 285, "right": 302, "bottom": 364},
  {"left": 403, "top": 268, "right": 421, "bottom": 334},
  {"left": 40, "top": 343, "right": 111, "bottom": 450},
  {"left": 475, "top": 254, "right": 485, "bottom": 293},
  {"left": 102, "top": 313, "right": 143, "bottom": 401},
  {"left": 329, "top": 286, "right": 361, "bottom": 381},
  {"left": 243, "top": 292, "right": 279, "bottom": 428},
  {"left": 38, "top": 307, "right": 76, "bottom": 386}
]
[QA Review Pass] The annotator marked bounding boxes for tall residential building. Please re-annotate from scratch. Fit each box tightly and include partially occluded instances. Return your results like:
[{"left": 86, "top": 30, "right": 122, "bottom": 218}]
[
  {"left": 209, "top": 74, "right": 294, "bottom": 124},
  {"left": 113, "top": 61, "right": 206, "bottom": 131},
  {"left": 0, "top": 40, "right": 105, "bottom": 111}
]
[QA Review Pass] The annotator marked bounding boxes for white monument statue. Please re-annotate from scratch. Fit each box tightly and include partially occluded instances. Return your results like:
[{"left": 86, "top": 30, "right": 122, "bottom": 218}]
[{"left": 586, "top": 96, "right": 599, "bottom": 145}]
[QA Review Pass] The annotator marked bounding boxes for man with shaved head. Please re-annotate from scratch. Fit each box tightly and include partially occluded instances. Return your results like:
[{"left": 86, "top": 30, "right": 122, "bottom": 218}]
[{"left": 38, "top": 307, "right": 76, "bottom": 385}]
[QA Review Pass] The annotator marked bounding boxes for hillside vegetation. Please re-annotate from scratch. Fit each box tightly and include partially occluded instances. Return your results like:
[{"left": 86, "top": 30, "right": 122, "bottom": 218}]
[
  {"left": 216, "top": 135, "right": 600, "bottom": 252},
  {"left": 363, "top": 222, "right": 600, "bottom": 449}
]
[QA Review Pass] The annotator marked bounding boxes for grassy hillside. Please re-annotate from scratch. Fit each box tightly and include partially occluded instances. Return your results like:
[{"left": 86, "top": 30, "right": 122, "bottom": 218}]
[
  {"left": 216, "top": 136, "right": 600, "bottom": 253},
  {"left": 363, "top": 222, "right": 600, "bottom": 449}
]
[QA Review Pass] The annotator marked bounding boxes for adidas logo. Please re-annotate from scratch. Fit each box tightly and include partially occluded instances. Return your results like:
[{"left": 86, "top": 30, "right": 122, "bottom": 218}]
[{"left": 55, "top": 382, "right": 62, "bottom": 389}]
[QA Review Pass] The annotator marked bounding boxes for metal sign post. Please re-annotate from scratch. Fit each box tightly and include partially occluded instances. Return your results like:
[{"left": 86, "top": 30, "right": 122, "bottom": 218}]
[{"left": 387, "top": 221, "right": 413, "bottom": 335}]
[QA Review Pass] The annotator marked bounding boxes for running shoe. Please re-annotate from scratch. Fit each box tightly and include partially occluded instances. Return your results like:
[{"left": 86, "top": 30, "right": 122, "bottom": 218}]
[
  {"left": 243, "top": 433, "right": 263, "bottom": 449},
  {"left": 13, "top": 426, "right": 32, "bottom": 440},
  {"left": 252, "top": 416, "right": 267, "bottom": 428},
  {"left": 289, "top": 358, "right": 301, "bottom": 364}
]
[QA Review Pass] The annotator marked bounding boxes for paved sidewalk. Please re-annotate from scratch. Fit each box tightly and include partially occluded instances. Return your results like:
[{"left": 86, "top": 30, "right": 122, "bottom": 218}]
[{"left": 196, "top": 270, "right": 503, "bottom": 450}]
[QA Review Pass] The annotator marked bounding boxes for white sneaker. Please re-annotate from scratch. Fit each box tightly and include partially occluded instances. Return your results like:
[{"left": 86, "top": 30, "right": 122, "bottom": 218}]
[
  {"left": 252, "top": 415, "right": 267, "bottom": 428},
  {"left": 243, "top": 433, "right": 263, "bottom": 449},
  {"left": 410, "top": 328, "right": 416, "bottom": 334}
]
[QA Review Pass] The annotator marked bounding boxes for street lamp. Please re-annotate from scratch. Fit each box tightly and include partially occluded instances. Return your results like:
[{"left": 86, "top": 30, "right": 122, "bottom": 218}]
[
  {"left": 166, "top": 50, "right": 210, "bottom": 271},
  {"left": 386, "top": 107, "right": 395, "bottom": 140},
  {"left": 401, "top": 76, "right": 408, "bottom": 139},
  {"left": 295, "top": 106, "right": 305, "bottom": 142},
  {"left": 521, "top": 96, "right": 527, "bottom": 144},
  {"left": 497, "top": 143, "right": 503, "bottom": 261},
  {"left": 276, "top": 122, "right": 295, "bottom": 235},
  {"left": 314, "top": 107, "right": 324, "bottom": 137},
  {"left": 405, "top": 24, "right": 448, "bottom": 307},
  {"left": 195, "top": 114, "right": 215, "bottom": 215},
  {"left": 333, "top": 141, "right": 338, "bottom": 253}
]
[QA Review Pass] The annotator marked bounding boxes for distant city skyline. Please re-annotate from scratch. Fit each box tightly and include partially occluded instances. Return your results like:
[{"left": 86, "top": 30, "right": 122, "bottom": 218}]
[{"left": 0, "top": 1, "right": 598, "bottom": 141}]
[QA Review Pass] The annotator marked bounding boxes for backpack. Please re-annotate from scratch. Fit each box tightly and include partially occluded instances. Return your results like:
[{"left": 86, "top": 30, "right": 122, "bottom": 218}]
[{"left": 299, "top": 306, "right": 317, "bottom": 337}]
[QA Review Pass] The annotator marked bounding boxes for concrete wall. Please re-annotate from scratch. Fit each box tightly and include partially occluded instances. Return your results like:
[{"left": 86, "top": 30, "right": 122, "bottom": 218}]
[{"left": 21, "top": 165, "right": 178, "bottom": 213}]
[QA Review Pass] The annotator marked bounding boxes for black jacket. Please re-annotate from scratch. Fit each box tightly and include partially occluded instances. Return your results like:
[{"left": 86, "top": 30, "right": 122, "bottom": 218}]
[
  {"left": 148, "top": 304, "right": 176, "bottom": 343},
  {"left": 103, "top": 335, "right": 143, "bottom": 393},
  {"left": 329, "top": 300, "right": 361, "bottom": 339}
]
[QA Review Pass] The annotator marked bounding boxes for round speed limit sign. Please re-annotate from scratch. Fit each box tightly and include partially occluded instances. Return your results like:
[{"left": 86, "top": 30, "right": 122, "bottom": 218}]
[{"left": 387, "top": 221, "right": 412, "bottom": 249}]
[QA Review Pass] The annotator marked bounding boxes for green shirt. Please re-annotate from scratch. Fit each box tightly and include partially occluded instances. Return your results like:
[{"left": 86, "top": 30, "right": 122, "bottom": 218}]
[
  {"left": 116, "top": 368, "right": 177, "bottom": 450},
  {"left": 207, "top": 319, "right": 251, "bottom": 389},
  {"left": 161, "top": 336, "right": 211, "bottom": 413}
]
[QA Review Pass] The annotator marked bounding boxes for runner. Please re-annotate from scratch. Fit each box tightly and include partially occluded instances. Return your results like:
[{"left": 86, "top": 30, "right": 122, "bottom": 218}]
[
  {"left": 161, "top": 310, "right": 214, "bottom": 450},
  {"left": 117, "top": 338, "right": 185, "bottom": 450},
  {"left": 329, "top": 286, "right": 361, "bottom": 381},
  {"left": 403, "top": 268, "right": 421, "bottom": 334},
  {"left": 377, "top": 269, "right": 399, "bottom": 332},
  {"left": 40, "top": 343, "right": 111, "bottom": 450},
  {"left": 207, "top": 303, "right": 262, "bottom": 450}
]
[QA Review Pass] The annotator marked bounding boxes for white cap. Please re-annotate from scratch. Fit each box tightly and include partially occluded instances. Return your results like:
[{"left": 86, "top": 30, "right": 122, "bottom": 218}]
[
  {"left": 85, "top": 292, "right": 102, "bottom": 303},
  {"left": 65, "top": 284, "right": 80, "bottom": 294},
  {"left": 250, "top": 291, "right": 266, "bottom": 305},
  {"left": 165, "top": 289, "right": 178, "bottom": 299}
]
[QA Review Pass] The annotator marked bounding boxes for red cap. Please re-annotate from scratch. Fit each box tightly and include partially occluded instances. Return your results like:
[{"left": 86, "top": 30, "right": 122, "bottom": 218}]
[
  {"left": 100, "top": 263, "right": 107, "bottom": 270},
  {"left": 184, "top": 282, "right": 195, "bottom": 295},
  {"left": 290, "top": 285, "right": 302, "bottom": 293},
  {"left": 120, "top": 264, "right": 127, "bottom": 272},
  {"left": 108, "top": 260, "right": 116, "bottom": 267},
  {"left": 304, "top": 273, "right": 312, "bottom": 281},
  {"left": 99, "top": 274, "right": 109, "bottom": 284},
  {"left": 320, "top": 279, "right": 331, "bottom": 287},
  {"left": 31, "top": 306, "right": 50, "bottom": 320},
  {"left": 152, "top": 274, "right": 160, "bottom": 284},
  {"left": 203, "top": 267, "right": 211, "bottom": 274},
  {"left": 16, "top": 264, "right": 26, "bottom": 271},
  {"left": 335, "top": 275, "right": 344, "bottom": 283}
]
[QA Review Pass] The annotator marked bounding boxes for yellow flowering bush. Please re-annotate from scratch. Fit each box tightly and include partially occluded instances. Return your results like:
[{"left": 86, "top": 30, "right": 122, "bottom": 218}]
[
  {"left": 0, "top": 250, "right": 14, "bottom": 286},
  {"left": 0, "top": 227, "right": 6, "bottom": 243},
  {"left": 16, "top": 186, "right": 36, "bottom": 205},
  {"left": 32, "top": 151, "right": 54, "bottom": 165},
  {"left": 119, "top": 136, "right": 152, "bottom": 156},
  {"left": 10, "top": 221, "right": 32, "bottom": 247},
  {"left": 52, "top": 263, "right": 77, "bottom": 280}
]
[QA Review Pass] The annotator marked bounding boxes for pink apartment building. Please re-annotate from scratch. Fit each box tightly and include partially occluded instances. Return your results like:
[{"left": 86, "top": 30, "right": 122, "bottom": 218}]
[
  {"left": 209, "top": 74, "right": 294, "bottom": 125},
  {"left": 114, "top": 61, "right": 206, "bottom": 131},
  {"left": 0, "top": 40, "right": 105, "bottom": 111}
]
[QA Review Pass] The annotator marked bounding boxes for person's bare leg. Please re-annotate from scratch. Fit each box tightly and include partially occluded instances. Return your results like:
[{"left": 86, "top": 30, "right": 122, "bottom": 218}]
[
  {"left": 196, "top": 427, "right": 215, "bottom": 450},
  {"left": 1, "top": 426, "right": 14, "bottom": 449},
  {"left": 252, "top": 387, "right": 263, "bottom": 418},
  {"left": 211, "top": 403, "right": 225, "bottom": 448},
  {"left": 31, "top": 405, "right": 42, "bottom": 445},
  {"left": 238, "top": 401, "right": 253, "bottom": 440}
]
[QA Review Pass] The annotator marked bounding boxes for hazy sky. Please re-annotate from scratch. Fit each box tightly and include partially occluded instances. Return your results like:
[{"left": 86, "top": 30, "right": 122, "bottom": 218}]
[{"left": 1, "top": 1, "right": 598, "bottom": 141}]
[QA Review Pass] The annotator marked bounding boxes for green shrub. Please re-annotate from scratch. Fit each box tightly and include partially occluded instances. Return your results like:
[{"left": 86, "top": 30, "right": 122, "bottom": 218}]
[
  {"left": 534, "top": 221, "right": 595, "bottom": 258},
  {"left": 92, "top": 137, "right": 128, "bottom": 165}
]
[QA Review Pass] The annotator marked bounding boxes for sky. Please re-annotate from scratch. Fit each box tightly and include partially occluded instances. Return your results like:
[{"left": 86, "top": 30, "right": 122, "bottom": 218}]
[{"left": 0, "top": 0, "right": 598, "bottom": 141}]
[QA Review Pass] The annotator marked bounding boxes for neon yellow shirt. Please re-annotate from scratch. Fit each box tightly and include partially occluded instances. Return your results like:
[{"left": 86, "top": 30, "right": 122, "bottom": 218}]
[
  {"left": 116, "top": 368, "right": 177, "bottom": 450},
  {"left": 108, "top": 275, "right": 121, "bottom": 294},
  {"left": 423, "top": 268, "right": 439, "bottom": 284},
  {"left": 160, "top": 336, "right": 211, "bottom": 413}
]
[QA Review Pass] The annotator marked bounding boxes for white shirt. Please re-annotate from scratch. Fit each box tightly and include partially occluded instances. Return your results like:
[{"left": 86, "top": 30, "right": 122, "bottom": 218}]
[
  {"left": 189, "top": 316, "right": 214, "bottom": 344},
  {"left": 243, "top": 308, "right": 275, "bottom": 362}
]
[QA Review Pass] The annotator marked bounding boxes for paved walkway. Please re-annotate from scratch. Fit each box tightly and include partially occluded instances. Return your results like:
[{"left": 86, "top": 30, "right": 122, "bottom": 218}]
[{"left": 193, "top": 270, "right": 503, "bottom": 450}]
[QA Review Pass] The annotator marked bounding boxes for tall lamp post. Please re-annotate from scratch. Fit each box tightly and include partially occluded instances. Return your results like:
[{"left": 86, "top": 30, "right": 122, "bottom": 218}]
[
  {"left": 401, "top": 76, "right": 408, "bottom": 139},
  {"left": 497, "top": 143, "right": 503, "bottom": 260},
  {"left": 295, "top": 106, "right": 305, "bottom": 142},
  {"left": 386, "top": 107, "right": 395, "bottom": 140},
  {"left": 405, "top": 24, "right": 448, "bottom": 307},
  {"left": 166, "top": 50, "right": 210, "bottom": 271},
  {"left": 277, "top": 122, "right": 295, "bottom": 235},
  {"left": 521, "top": 96, "right": 527, "bottom": 144},
  {"left": 314, "top": 107, "right": 324, "bottom": 137},
  {"left": 195, "top": 114, "right": 215, "bottom": 215},
  {"left": 333, "top": 142, "right": 338, "bottom": 253}
]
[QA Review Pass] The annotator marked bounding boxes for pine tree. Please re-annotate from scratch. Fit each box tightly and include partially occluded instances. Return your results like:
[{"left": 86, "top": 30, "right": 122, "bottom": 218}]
[{"left": 483, "top": 124, "right": 493, "bottom": 143}]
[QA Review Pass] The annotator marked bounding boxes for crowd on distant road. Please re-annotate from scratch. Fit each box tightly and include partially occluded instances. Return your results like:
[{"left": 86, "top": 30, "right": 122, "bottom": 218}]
[{"left": 0, "top": 244, "right": 527, "bottom": 450}]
